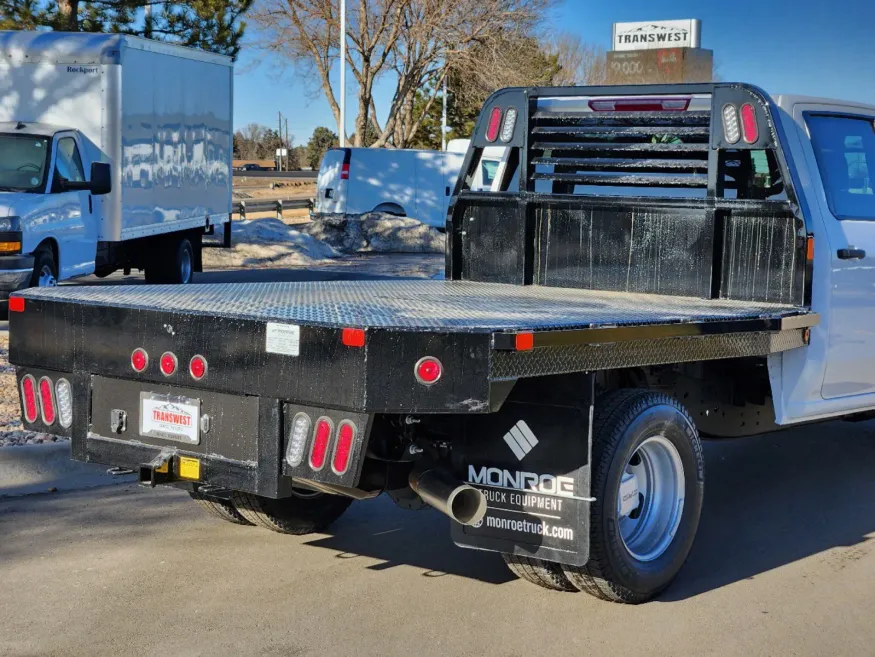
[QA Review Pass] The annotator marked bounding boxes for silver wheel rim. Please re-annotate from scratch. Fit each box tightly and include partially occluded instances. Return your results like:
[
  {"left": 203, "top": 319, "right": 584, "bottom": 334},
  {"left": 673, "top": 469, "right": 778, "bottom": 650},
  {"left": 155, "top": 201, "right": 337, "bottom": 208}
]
[
  {"left": 616, "top": 435, "right": 685, "bottom": 562},
  {"left": 38, "top": 265, "right": 57, "bottom": 287},
  {"left": 180, "top": 248, "right": 192, "bottom": 283}
]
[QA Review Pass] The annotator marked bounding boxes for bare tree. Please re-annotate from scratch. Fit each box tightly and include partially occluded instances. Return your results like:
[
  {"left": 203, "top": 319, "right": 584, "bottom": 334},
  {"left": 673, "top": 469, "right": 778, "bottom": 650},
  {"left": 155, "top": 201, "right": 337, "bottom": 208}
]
[
  {"left": 547, "top": 32, "right": 607, "bottom": 86},
  {"left": 249, "top": 0, "right": 551, "bottom": 147}
]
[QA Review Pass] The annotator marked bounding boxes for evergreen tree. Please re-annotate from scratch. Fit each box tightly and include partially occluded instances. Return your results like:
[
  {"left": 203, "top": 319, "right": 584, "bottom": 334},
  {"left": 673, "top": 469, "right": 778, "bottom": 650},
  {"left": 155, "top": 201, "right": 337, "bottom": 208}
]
[
  {"left": 306, "top": 127, "right": 338, "bottom": 170},
  {"left": 0, "top": 0, "right": 252, "bottom": 60}
]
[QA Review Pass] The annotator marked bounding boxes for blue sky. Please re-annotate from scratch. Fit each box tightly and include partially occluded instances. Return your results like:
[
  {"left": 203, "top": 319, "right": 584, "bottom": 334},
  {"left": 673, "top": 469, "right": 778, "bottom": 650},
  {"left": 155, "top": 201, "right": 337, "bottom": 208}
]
[{"left": 233, "top": 0, "right": 875, "bottom": 145}]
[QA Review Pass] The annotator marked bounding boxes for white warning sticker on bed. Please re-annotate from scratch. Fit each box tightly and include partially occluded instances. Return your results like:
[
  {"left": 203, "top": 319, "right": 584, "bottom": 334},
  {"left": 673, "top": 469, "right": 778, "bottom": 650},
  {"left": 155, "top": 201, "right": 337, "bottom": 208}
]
[{"left": 266, "top": 323, "right": 301, "bottom": 356}]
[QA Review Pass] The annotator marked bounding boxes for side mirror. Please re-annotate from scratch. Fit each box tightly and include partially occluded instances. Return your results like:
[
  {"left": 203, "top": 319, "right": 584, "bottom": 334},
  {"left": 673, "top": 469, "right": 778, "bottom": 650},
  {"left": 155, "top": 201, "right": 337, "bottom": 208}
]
[
  {"left": 89, "top": 162, "right": 112, "bottom": 195},
  {"left": 60, "top": 162, "right": 112, "bottom": 195}
]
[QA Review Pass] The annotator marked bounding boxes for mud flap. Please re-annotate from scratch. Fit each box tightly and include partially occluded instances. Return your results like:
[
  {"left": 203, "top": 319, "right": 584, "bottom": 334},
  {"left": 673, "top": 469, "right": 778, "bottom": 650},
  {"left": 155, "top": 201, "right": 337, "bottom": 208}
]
[{"left": 451, "top": 374, "right": 594, "bottom": 566}]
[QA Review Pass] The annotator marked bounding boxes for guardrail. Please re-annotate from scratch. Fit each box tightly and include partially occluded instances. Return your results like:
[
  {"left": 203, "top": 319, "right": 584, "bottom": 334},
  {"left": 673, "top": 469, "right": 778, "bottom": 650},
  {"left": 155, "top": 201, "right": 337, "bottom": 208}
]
[{"left": 206, "top": 199, "right": 313, "bottom": 248}]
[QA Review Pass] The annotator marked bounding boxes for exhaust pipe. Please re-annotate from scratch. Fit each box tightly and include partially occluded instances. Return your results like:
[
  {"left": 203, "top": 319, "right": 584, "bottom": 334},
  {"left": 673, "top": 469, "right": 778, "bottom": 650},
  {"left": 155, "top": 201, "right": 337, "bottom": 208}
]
[{"left": 409, "top": 463, "right": 487, "bottom": 526}]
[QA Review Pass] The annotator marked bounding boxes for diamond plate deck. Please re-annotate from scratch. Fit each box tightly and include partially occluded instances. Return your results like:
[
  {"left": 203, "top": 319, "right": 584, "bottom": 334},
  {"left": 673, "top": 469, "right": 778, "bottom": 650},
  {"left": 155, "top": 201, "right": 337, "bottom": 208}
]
[{"left": 20, "top": 281, "right": 807, "bottom": 332}]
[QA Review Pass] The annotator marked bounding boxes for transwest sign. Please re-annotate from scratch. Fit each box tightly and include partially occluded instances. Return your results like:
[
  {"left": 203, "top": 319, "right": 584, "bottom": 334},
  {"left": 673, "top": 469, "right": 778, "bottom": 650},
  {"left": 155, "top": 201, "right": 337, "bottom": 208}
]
[{"left": 612, "top": 20, "right": 701, "bottom": 52}]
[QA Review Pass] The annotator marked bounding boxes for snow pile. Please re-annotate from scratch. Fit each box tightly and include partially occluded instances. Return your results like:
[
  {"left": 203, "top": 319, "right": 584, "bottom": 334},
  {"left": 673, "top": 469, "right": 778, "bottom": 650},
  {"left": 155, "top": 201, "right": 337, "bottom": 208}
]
[
  {"left": 202, "top": 218, "right": 340, "bottom": 269},
  {"left": 301, "top": 213, "right": 446, "bottom": 254}
]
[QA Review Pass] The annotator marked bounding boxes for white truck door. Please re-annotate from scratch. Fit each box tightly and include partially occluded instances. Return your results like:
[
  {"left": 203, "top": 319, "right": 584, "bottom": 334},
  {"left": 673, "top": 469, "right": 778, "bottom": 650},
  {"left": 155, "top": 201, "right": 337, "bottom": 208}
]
[
  {"left": 800, "top": 107, "right": 875, "bottom": 399},
  {"left": 37, "top": 133, "right": 97, "bottom": 279},
  {"left": 315, "top": 148, "right": 348, "bottom": 215}
]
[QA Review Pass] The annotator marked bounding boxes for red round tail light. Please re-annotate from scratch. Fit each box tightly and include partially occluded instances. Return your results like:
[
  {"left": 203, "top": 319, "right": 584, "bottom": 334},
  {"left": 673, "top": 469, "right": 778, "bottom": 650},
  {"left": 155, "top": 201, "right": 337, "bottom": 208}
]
[
  {"left": 485, "top": 107, "right": 503, "bottom": 142},
  {"left": 740, "top": 103, "right": 759, "bottom": 143},
  {"left": 189, "top": 355, "right": 207, "bottom": 380},
  {"left": 160, "top": 352, "right": 177, "bottom": 376},
  {"left": 131, "top": 348, "right": 149, "bottom": 373},
  {"left": 415, "top": 357, "right": 442, "bottom": 385}
]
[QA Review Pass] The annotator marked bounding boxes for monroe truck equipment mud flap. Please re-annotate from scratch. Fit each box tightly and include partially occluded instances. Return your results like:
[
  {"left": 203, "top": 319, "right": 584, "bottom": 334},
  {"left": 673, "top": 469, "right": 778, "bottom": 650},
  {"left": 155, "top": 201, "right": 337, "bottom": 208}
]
[{"left": 451, "top": 374, "right": 594, "bottom": 566}]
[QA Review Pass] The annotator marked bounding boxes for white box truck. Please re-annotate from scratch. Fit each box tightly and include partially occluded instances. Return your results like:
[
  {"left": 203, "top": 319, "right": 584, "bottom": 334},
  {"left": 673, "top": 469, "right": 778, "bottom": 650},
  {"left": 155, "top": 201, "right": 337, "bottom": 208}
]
[{"left": 0, "top": 31, "right": 232, "bottom": 303}]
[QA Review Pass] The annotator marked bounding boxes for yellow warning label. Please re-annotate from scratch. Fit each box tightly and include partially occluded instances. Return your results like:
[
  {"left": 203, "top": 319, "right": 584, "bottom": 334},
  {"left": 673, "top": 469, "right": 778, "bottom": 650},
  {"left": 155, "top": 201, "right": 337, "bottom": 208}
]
[
  {"left": 155, "top": 462, "right": 169, "bottom": 474},
  {"left": 178, "top": 456, "right": 201, "bottom": 481}
]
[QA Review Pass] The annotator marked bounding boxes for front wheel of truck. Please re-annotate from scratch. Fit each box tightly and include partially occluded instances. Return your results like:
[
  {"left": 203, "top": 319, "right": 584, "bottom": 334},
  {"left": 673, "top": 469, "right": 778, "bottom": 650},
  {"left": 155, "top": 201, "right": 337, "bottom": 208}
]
[
  {"left": 563, "top": 389, "right": 705, "bottom": 604},
  {"left": 231, "top": 489, "right": 353, "bottom": 535}
]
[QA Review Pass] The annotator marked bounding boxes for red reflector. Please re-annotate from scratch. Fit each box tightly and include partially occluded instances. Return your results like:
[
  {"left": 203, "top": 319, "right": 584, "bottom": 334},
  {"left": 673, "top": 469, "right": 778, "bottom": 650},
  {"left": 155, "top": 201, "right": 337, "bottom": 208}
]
[
  {"left": 332, "top": 421, "right": 356, "bottom": 475},
  {"left": 415, "top": 357, "right": 442, "bottom": 385},
  {"left": 39, "top": 377, "right": 55, "bottom": 425},
  {"left": 189, "top": 355, "right": 207, "bottom": 380},
  {"left": 160, "top": 352, "right": 177, "bottom": 376},
  {"left": 8, "top": 296, "right": 24, "bottom": 313},
  {"left": 740, "top": 103, "right": 759, "bottom": 143},
  {"left": 340, "top": 162, "right": 350, "bottom": 180},
  {"left": 807, "top": 236, "right": 815, "bottom": 262},
  {"left": 310, "top": 418, "right": 333, "bottom": 470},
  {"left": 342, "top": 328, "right": 366, "bottom": 348},
  {"left": 131, "top": 348, "right": 148, "bottom": 373},
  {"left": 21, "top": 375, "right": 38, "bottom": 423},
  {"left": 515, "top": 333, "right": 534, "bottom": 351},
  {"left": 589, "top": 97, "right": 690, "bottom": 112},
  {"left": 485, "top": 107, "right": 503, "bottom": 142}
]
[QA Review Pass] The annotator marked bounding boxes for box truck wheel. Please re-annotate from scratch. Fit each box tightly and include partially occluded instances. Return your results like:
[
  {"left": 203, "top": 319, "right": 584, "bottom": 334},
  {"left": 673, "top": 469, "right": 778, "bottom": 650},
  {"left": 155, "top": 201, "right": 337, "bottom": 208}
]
[
  {"left": 231, "top": 489, "right": 353, "bottom": 535},
  {"left": 562, "top": 389, "right": 704, "bottom": 604},
  {"left": 30, "top": 246, "right": 58, "bottom": 288},
  {"left": 189, "top": 490, "right": 254, "bottom": 526},
  {"left": 145, "top": 236, "right": 194, "bottom": 284}
]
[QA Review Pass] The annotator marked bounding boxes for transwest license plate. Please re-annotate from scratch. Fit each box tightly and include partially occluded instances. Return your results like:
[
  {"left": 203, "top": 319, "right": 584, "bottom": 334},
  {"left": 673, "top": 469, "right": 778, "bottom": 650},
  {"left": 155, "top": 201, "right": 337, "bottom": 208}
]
[{"left": 140, "top": 392, "right": 201, "bottom": 445}]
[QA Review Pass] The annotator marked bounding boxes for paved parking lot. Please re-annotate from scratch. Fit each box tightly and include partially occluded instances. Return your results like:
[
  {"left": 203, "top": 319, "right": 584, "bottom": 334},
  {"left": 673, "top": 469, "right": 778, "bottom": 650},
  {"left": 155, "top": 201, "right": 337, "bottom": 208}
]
[{"left": 3, "top": 419, "right": 875, "bottom": 657}]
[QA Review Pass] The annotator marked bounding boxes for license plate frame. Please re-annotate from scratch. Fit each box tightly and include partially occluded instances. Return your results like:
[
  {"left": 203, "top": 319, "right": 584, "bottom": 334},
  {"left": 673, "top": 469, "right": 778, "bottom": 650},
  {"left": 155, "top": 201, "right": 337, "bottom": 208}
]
[{"left": 139, "top": 392, "right": 201, "bottom": 445}]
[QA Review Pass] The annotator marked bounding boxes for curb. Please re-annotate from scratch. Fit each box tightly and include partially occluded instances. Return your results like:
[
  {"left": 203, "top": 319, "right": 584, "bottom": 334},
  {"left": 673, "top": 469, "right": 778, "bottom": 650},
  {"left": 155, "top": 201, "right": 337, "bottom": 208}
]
[{"left": 0, "top": 442, "right": 136, "bottom": 497}]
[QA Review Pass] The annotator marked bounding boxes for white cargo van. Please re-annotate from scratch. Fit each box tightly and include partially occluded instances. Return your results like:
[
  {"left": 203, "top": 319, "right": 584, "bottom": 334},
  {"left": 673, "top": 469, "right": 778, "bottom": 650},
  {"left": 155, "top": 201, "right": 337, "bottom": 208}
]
[
  {"left": 0, "top": 31, "right": 232, "bottom": 301},
  {"left": 312, "top": 147, "right": 465, "bottom": 228},
  {"left": 446, "top": 139, "right": 508, "bottom": 191}
]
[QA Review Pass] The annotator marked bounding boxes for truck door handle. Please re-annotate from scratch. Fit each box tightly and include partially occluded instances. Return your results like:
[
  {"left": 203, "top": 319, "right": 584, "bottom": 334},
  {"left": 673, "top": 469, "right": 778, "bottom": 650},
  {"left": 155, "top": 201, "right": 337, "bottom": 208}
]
[{"left": 837, "top": 248, "right": 866, "bottom": 260}]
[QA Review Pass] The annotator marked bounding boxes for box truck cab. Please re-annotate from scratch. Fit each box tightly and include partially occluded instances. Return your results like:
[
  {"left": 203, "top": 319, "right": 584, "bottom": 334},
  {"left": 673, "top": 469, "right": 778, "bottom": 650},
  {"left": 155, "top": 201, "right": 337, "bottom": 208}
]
[
  {"left": 0, "top": 31, "right": 233, "bottom": 304},
  {"left": 0, "top": 122, "right": 111, "bottom": 291}
]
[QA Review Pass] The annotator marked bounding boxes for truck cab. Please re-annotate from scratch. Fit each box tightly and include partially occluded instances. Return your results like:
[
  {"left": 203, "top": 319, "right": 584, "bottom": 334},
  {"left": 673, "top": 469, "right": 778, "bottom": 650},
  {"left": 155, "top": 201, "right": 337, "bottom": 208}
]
[{"left": 0, "top": 122, "right": 111, "bottom": 301}]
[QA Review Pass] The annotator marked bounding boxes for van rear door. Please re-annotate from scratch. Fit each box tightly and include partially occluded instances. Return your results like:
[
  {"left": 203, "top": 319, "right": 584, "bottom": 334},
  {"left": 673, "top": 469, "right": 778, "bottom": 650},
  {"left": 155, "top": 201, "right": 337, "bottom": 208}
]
[{"left": 315, "top": 148, "right": 349, "bottom": 214}]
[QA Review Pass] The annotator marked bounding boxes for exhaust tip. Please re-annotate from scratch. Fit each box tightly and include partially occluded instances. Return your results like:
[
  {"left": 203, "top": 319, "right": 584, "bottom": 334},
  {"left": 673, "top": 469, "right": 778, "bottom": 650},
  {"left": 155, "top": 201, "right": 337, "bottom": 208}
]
[{"left": 448, "top": 486, "right": 487, "bottom": 526}]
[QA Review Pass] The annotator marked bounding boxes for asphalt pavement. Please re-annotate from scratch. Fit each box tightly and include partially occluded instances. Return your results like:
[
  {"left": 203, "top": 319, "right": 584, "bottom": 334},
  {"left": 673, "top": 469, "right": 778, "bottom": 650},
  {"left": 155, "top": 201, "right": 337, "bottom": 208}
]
[{"left": 3, "top": 419, "right": 875, "bottom": 656}]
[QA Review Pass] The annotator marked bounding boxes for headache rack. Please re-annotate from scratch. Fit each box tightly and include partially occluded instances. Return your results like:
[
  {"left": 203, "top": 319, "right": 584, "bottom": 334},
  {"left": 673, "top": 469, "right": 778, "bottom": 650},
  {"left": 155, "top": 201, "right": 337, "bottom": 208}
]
[{"left": 447, "top": 83, "right": 809, "bottom": 309}]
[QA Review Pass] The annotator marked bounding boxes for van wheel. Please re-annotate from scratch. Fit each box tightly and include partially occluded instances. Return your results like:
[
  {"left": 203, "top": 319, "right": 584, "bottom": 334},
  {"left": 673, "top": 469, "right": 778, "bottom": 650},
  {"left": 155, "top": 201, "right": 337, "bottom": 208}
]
[
  {"left": 145, "top": 236, "right": 194, "bottom": 284},
  {"left": 30, "top": 247, "right": 58, "bottom": 288},
  {"left": 231, "top": 489, "right": 353, "bottom": 535},
  {"left": 189, "top": 491, "right": 253, "bottom": 526},
  {"left": 502, "top": 554, "right": 578, "bottom": 591},
  {"left": 563, "top": 389, "right": 704, "bottom": 604}
]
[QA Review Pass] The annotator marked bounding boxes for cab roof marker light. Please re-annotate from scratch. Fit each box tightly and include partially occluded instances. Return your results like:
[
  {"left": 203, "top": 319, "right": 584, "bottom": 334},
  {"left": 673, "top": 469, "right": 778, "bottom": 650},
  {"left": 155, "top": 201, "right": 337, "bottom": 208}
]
[
  {"left": 500, "top": 107, "right": 517, "bottom": 143},
  {"left": 722, "top": 104, "right": 741, "bottom": 145}
]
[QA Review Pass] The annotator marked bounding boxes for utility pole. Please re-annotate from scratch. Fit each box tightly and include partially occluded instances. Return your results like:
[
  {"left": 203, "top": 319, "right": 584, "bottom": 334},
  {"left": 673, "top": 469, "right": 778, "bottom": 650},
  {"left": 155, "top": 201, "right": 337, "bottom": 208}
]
[
  {"left": 441, "top": 74, "right": 448, "bottom": 151},
  {"left": 277, "top": 111, "right": 283, "bottom": 171},
  {"left": 285, "top": 118, "right": 290, "bottom": 170},
  {"left": 339, "top": 0, "right": 346, "bottom": 147}
]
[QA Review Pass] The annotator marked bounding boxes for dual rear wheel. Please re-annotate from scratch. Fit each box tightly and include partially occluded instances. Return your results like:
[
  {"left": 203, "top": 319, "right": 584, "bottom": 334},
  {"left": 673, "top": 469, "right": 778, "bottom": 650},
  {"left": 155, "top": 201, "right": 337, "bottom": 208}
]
[{"left": 503, "top": 389, "right": 705, "bottom": 604}]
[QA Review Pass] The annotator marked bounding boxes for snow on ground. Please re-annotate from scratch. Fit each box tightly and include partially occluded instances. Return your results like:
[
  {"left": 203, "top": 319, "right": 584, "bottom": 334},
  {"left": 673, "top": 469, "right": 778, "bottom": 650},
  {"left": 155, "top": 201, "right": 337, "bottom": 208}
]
[
  {"left": 0, "top": 332, "right": 61, "bottom": 447},
  {"left": 202, "top": 218, "right": 340, "bottom": 269},
  {"left": 300, "top": 213, "right": 446, "bottom": 254}
]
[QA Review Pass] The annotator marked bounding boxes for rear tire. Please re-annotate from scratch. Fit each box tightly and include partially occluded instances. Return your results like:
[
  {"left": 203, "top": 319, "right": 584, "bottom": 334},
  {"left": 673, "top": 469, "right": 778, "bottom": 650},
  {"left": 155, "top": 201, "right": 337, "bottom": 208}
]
[
  {"left": 231, "top": 489, "right": 353, "bottom": 535},
  {"left": 563, "top": 389, "right": 704, "bottom": 604},
  {"left": 189, "top": 491, "right": 253, "bottom": 526},
  {"left": 145, "top": 236, "right": 194, "bottom": 284},
  {"left": 502, "top": 554, "right": 578, "bottom": 592}
]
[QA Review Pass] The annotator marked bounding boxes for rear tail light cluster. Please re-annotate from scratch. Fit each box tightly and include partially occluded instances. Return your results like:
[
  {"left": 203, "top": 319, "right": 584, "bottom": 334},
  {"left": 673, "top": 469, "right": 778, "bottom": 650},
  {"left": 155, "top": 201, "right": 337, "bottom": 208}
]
[
  {"left": 722, "top": 102, "right": 759, "bottom": 144},
  {"left": 286, "top": 414, "right": 358, "bottom": 476},
  {"left": 130, "top": 349, "right": 207, "bottom": 381},
  {"left": 20, "top": 374, "right": 73, "bottom": 428},
  {"left": 485, "top": 105, "right": 517, "bottom": 143}
]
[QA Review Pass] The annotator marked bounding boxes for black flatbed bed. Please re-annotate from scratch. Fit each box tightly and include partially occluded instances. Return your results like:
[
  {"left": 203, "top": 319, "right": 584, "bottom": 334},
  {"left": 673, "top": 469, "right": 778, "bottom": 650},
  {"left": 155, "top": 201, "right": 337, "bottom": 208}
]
[{"left": 19, "top": 279, "right": 810, "bottom": 333}]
